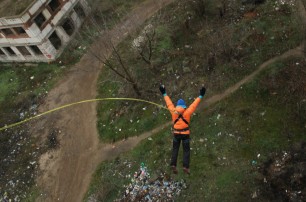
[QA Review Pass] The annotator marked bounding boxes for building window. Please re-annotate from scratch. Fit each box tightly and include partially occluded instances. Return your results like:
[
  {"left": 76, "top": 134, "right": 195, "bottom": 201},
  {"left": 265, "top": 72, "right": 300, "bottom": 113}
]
[
  {"left": 29, "top": 46, "right": 43, "bottom": 55},
  {"left": 49, "top": 32, "right": 62, "bottom": 50},
  {"left": 17, "top": 46, "right": 31, "bottom": 56},
  {"left": 74, "top": 3, "right": 86, "bottom": 18},
  {"left": 2, "top": 28, "right": 14, "bottom": 37},
  {"left": 3, "top": 47, "right": 16, "bottom": 55},
  {"left": 0, "top": 27, "right": 28, "bottom": 38},
  {"left": 0, "top": 49, "right": 5, "bottom": 56},
  {"left": 62, "top": 18, "right": 74, "bottom": 36},
  {"left": 13, "top": 27, "right": 26, "bottom": 35},
  {"left": 49, "top": 0, "right": 60, "bottom": 12},
  {"left": 34, "top": 13, "right": 46, "bottom": 28}
]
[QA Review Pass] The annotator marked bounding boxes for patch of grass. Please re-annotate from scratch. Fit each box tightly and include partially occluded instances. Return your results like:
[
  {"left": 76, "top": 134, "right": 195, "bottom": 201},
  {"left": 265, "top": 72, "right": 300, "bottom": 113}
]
[
  {"left": 0, "top": 63, "right": 64, "bottom": 124},
  {"left": 23, "top": 187, "right": 41, "bottom": 202},
  {"left": 155, "top": 25, "right": 173, "bottom": 51},
  {"left": 0, "top": 69, "right": 19, "bottom": 103},
  {"left": 0, "top": 0, "right": 33, "bottom": 17},
  {"left": 96, "top": 74, "right": 169, "bottom": 142}
]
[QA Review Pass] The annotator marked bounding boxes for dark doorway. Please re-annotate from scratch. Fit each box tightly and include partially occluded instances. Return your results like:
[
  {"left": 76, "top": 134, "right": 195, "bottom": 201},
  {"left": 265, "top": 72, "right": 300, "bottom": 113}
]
[
  {"left": 14, "top": 27, "right": 26, "bottom": 34},
  {"left": 0, "top": 49, "right": 5, "bottom": 56},
  {"left": 17, "top": 46, "right": 31, "bottom": 56},
  {"left": 49, "top": 0, "right": 60, "bottom": 12},
  {"left": 4, "top": 47, "right": 16, "bottom": 55},
  {"left": 34, "top": 13, "right": 46, "bottom": 28},
  {"left": 29, "top": 45, "right": 43, "bottom": 55},
  {"left": 49, "top": 31, "right": 62, "bottom": 50},
  {"left": 74, "top": 3, "right": 86, "bottom": 18},
  {"left": 2, "top": 28, "right": 14, "bottom": 37},
  {"left": 62, "top": 18, "right": 74, "bottom": 36}
]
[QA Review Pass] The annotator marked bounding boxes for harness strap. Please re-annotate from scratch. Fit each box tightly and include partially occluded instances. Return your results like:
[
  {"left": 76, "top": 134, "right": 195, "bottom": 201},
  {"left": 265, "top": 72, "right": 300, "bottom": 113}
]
[
  {"left": 172, "top": 127, "right": 190, "bottom": 132},
  {"left": 173, "top": 113, "right": 189, "bottom": 125}
]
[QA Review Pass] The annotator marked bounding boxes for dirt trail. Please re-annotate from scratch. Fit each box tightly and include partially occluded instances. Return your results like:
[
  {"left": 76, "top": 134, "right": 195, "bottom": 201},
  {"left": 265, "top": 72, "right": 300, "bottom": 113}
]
[
  {"left": 34, "top": 0, "right": 305, "bottom": 201},
  {"left": 34, "top": 0, "right": 174, "bottom": 202}
]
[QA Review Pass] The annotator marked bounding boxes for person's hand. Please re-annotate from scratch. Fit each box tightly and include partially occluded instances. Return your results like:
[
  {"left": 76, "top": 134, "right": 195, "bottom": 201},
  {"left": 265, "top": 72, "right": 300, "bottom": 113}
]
[
  {"left": 159, "top": 85, "right": 166, "bottom": 95},
  {"left": 200, "top": 87, "right": 206, "bottom": 97}
]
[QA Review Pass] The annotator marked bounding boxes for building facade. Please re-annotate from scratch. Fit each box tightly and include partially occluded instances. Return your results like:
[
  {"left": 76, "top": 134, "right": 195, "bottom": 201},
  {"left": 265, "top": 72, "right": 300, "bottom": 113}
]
[{"left": 0, "top": 0, "right": 90, "bottom": 62}]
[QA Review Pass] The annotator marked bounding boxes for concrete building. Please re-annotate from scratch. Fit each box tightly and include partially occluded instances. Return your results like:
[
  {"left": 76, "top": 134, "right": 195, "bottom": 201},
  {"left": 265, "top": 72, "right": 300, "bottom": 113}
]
[{"left": 0, "top": 0, "right": 90, "bottom": 62}]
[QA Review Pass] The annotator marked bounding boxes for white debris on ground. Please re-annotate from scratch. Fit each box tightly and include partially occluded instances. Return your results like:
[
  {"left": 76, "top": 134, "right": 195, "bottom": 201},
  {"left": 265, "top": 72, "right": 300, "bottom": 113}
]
[
  {"left": 115, "top": 163, "right": 187, "bottom": 202},
  {"left": 132, "top": 24, "right": 154, "bottom": 51},
  {"left": 0, "top": 128, "right": 40, "bottom": 202},
  {"left": 273, "top": 0, "right": 295, "bottom": 11}
]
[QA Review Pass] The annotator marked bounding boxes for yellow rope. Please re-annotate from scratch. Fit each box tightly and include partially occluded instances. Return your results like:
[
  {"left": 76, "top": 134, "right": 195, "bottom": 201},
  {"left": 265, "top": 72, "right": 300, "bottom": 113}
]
[{"left": 0, "top": 98, "right": 169, "bottom": 132}]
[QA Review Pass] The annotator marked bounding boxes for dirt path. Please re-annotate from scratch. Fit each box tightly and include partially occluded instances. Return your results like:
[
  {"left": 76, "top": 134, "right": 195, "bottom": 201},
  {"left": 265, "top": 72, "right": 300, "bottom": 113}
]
[
  {"left": 34, "top": 1, "right": 305, "bottom": 201},
  {"left": 34, "top": 0, "right": 174, "bottom": 202}
]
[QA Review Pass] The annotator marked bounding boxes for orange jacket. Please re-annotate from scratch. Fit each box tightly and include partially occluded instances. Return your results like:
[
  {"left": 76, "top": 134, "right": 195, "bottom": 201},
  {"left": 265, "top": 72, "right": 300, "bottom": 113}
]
[{"left": 164, "top": 95, "right": 202, "bottom": 135}]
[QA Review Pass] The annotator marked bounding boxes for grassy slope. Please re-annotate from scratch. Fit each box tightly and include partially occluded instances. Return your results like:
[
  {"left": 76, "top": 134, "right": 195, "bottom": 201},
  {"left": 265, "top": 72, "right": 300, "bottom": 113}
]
[
  {"left": 87, "top": 57, "right": 306, "bottom": 201},
  {"left": 89, "top": 0, "right": 305, "bottom": 201},
  {"left": 96, "top": 0, "right": 302, "bottom": 142}
]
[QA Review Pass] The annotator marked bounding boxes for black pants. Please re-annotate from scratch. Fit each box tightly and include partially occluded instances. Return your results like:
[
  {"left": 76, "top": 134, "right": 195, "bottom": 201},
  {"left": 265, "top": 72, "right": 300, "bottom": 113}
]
[{"left": 170, "top": 134, "right": 190, "bottom": 168}]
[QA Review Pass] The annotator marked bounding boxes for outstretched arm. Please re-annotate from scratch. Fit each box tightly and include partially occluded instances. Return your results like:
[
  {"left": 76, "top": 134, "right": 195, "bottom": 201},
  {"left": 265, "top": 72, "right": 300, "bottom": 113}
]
[
  {"left": 186, "top": 87, "right": 206, "bottom": 114},
  {"left": 159, "top": 85, "right": 175, "bottom": 111}
]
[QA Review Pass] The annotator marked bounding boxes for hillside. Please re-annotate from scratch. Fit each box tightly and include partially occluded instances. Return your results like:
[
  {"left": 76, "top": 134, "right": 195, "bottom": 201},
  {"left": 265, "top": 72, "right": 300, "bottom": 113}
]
[{"left": 0, "top": 0, "right": 305, "bottom": 201}]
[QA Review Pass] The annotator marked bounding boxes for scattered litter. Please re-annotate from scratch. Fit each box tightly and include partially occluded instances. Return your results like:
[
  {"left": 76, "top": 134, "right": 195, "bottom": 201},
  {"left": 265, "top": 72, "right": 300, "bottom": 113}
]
[
  {"left": 148, "top": 137, "right": 153, "bottom": 141},
  {"left": 217, "top": 114, "right": 221, "bottom": 120},
  {"left": 19, "top": 112, "right": 25, "bottom": 119},
  {"left": 252, "top": 191, "right": 258, "bottom": 199},
  {"left": 116, "top": 163, "right": 187, "bottom": 201},
  {"left": 29, "top": 161, "right": 36, "bottom": 165},
  {"left": 30, "top": 76, "right": 34, "bottom": 80}
]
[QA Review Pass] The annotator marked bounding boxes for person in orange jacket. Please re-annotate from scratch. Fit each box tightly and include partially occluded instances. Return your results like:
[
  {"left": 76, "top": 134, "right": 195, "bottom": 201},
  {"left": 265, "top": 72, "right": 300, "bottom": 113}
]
[{"left": 159, "top": 85, "right": 206, "bottom": 174}]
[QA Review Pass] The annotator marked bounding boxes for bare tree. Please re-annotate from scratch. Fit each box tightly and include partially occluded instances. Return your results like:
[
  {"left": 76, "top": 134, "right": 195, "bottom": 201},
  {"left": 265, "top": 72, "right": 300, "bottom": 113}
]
[
  {"left": 88, "top": 35, "right": 142, "bottom": 96},
  {"left": 72, "top": 9, "right": 143, "bottom": 96},
  {"left": 131, "top": 24, "right": 156, "bottom": 69}
]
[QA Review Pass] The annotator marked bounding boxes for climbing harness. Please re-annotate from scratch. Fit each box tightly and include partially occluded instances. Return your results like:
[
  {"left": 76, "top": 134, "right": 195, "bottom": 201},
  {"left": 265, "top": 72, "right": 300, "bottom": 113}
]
[
  {"left": 173, "top": 112, "right": 189, "bottom": 125},
  {"left": 172, "top": 111, "right": 190, "bottom": 134},
  {"left": 0, "top": 98, "right": 169, "bottom": 132}
]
